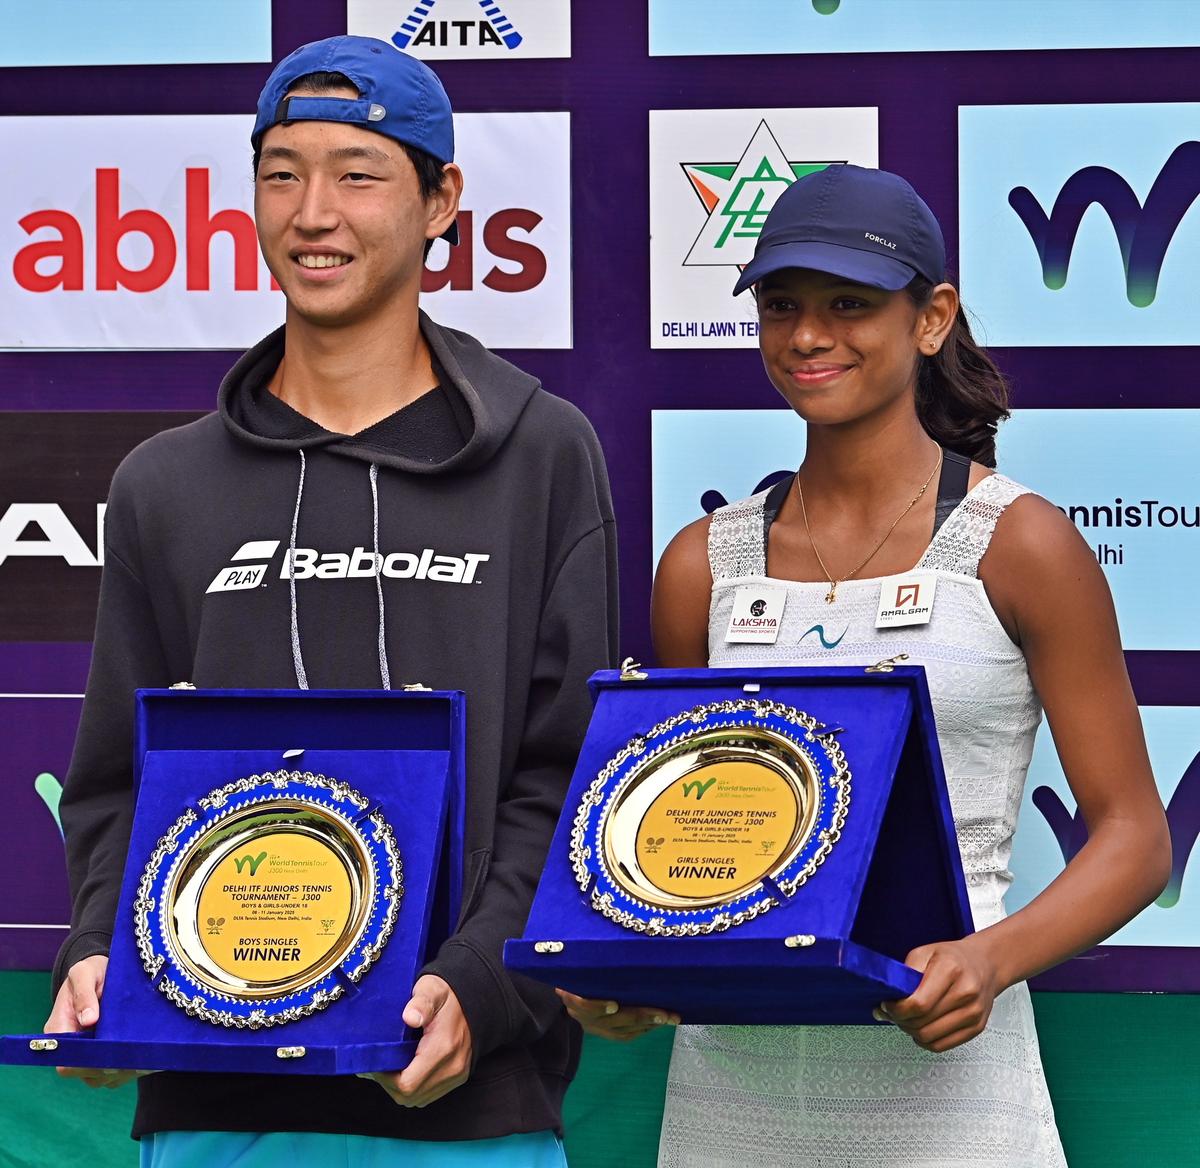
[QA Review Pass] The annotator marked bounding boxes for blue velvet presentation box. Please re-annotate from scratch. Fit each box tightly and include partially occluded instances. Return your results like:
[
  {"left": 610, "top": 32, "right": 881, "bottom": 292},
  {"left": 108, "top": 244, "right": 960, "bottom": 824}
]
[
  {"left": 2, "top": 688, "right": 465, "bottom": 1076},
  {"left": 505, "top": 666, "right": 972, "bottom": 1024}
]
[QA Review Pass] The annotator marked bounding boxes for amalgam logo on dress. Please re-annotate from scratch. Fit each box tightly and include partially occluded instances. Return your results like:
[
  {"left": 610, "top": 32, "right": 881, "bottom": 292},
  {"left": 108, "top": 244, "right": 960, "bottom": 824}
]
[{"left": 681, "top": 121, "right": 840, "bottom": 281}]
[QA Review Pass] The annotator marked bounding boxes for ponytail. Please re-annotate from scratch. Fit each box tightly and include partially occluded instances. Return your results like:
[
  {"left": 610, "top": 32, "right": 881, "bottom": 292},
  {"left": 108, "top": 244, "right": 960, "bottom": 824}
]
[{"left": 906, "top": 276, "right": 1010, "bottom": 468}]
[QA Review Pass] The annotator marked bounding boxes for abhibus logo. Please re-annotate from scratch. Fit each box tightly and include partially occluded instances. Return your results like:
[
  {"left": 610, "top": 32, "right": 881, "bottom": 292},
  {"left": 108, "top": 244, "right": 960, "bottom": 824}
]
[
  {"left": 14, "top": 169, "right": 545, "bottom": 296},
  {"left": 15, "top": 168, "right": 275, "bottom": 294}
]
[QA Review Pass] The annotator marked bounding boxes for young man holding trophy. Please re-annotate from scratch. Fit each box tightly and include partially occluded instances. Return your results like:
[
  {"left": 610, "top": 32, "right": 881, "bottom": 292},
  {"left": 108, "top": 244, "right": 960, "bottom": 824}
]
[{"left": 44, "top": 36, "right": 616, "bottom": 1168}]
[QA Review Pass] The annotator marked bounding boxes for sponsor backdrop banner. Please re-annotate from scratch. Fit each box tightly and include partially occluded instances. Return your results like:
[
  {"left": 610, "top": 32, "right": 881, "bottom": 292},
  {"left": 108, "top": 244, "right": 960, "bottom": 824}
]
[{"left": 2, "top": 2, "right": 1198, "bottom": 1163}]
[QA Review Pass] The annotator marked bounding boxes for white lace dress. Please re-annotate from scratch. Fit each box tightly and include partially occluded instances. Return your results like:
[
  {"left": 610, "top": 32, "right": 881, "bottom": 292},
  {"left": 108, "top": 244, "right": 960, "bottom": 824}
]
[{"left": 659, "top": 474, "right": 1067, "bottom": 1167}]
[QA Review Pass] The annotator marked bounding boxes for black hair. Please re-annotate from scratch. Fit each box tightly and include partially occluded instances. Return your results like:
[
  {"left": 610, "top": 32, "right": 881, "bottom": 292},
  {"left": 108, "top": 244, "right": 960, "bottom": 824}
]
[
  {"left": 906, "top": 275, "right": 1010, "bottom": 468},
  {"left": 252, "top": 70, "right": 449, "bottom": 249}
]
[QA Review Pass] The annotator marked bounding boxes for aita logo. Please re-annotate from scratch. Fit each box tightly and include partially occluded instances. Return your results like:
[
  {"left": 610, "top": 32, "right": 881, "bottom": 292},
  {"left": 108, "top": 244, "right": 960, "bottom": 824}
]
[
  {"left": 206, "top": 538, "right": 490, "bottom": 593},
  {"left": 233, "top": 851, "right": 268, "bottom": 877},
  {"left": 1009, "top": 141, "right": 1200, "bottom": 308},
  {"left": 683, "top": 121, "right": 841, "bottom": 275},
  {"left": 392, "top": 0, "right": 523, "bottom": 50}
]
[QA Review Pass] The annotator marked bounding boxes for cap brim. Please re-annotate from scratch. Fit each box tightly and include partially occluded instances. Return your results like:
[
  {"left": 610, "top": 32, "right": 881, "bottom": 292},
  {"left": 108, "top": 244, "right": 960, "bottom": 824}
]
[{"left": 732, "top": 240, "right": 916, "bottom": 297}]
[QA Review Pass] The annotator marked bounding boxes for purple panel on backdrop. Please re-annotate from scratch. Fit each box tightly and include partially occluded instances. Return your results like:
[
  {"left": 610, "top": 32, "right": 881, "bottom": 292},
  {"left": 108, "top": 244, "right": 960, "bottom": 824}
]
[
  {"left": 1031, "top": 947, "right": 1200, "bottom": 994},
  {"left": 0, "top": 643, "right": 91, "bottom": 970}
]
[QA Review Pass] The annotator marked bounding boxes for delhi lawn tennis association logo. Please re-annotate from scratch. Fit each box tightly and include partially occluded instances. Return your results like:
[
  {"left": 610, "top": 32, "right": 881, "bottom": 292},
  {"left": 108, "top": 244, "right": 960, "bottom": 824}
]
[
  {"left": 682, "top": 121, "right": 840, "bottom": 277},
  {"left": 651, "top": 107, "right": 878, "bottom": 349},
  {"left": 1008, "top": 141, "right": 1200, "bottom": 309},
  {"left": 347, "top": 0, "right": 570, "bottom": 60},
  {"left": 205, "top": 539, "right": 490, "bottom": 594}
]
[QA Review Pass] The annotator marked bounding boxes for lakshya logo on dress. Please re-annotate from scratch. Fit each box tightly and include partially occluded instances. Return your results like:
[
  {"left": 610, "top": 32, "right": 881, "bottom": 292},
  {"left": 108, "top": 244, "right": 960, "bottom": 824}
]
[{"left": 206, "top": 539, "right": 490, "bottom": 593}]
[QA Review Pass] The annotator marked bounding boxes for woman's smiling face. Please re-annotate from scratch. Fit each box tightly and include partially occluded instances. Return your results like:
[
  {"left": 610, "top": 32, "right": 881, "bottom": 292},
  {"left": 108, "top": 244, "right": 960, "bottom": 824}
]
[{"left": 755, "top": 268, "right": 926, "bottom": 428}]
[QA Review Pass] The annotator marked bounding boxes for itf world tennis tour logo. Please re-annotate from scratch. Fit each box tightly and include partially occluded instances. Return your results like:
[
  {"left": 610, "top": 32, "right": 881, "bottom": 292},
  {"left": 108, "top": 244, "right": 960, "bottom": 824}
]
[
  {"left": 649, "top": 108, "right": 877, "bottom": 349},
  {"left": 348, "top": 0, "right": 571, "bottom": 59},
  {"left": 0, "top": 112, "right": 571, "bottom": 349},
  {"left": 959, "top": 103, "right": 1200, "bottom": 347}
]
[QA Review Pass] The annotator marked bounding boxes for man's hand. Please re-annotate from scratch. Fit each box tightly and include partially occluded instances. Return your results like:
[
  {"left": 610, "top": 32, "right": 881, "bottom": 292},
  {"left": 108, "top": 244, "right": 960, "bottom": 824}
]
[
  {"left": 362, "top": 974, "right": 472, "bottom": 1108},
  {"left": 878, "top": 937, "right": 1001, "bottom": 1053},
  {"left": 44, "top": 954, "right": 140, "bottom": 1088},
  {"left": 556, "top": 989, "right": 680, "bottom": 1041}
]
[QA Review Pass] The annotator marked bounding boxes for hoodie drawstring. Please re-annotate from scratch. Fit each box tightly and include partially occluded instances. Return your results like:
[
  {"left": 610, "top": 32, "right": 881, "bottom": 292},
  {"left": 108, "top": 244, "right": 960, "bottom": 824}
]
[
  {"left": 289, "top": 450, "right": 309, "bottom": 690},
  {"left": 370, "top": 463, "right": 392, "bottom": 690},
  {"left": 288, "top": 451, "right": 393, "bottom": 691}
]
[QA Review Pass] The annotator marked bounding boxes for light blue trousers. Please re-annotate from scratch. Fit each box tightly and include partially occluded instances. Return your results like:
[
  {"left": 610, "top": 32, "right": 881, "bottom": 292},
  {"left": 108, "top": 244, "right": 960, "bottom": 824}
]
[{"left": 139, "top": 1130, "right": 568, "bottom": 1168}]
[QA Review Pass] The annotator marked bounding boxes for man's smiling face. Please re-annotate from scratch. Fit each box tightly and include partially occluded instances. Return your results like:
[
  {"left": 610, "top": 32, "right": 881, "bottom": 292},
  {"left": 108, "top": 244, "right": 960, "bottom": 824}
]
[{"left": 253, "top": 88, "right": 447, "bottom": 330}]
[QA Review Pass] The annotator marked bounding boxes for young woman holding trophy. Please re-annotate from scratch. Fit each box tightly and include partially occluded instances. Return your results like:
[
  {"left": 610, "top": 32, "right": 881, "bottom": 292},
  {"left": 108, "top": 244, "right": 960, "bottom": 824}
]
[{"left": 561, "top": 165, "right": 1169, "bottom": 1166}]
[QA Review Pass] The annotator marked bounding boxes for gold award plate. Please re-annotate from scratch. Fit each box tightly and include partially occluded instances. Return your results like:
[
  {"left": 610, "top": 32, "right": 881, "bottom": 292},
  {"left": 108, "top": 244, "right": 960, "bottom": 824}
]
[
  {"left": 136, "top": 770, "right": 402, "bottom": 1028},
  {"left": 573, "top": 699, "right": 850, "bottom": 934}
]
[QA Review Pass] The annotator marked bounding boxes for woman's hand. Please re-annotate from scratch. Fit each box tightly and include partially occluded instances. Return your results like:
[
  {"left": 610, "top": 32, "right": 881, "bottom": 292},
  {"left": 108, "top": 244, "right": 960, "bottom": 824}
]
[
  {"left": 879, "top": 936, "right": 1001, "bottom": 1053},
  {"left": 556, "top": 989, "right": 680, "bottom": 1042}
]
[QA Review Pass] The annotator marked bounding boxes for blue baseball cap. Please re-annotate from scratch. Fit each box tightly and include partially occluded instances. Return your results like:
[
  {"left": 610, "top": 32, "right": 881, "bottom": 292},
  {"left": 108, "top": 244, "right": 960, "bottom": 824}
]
[
  {"left": 253, "top": 35, "right": 458, "bottom": 243},
  {"left": 732, "top": 165, "right": 945, "bottom": 296}
]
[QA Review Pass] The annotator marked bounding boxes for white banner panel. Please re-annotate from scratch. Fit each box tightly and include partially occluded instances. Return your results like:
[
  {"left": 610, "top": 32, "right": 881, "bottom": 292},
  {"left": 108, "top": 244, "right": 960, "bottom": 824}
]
[
  {"left": 649, "top": 108, "right": 878, "bottom": 349},
  {"left": 1, "top": 113, "right": 570, "bottom": 351},
  {"left": 349, "top": 0, "right": 571, "bottom": 59},
  {"left": 422, "top": 112, "right": 572, "bottom": 348}
]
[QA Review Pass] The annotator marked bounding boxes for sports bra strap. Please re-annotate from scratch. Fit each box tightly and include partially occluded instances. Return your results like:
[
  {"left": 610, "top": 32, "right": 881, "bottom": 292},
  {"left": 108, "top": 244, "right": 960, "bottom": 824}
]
[{"left": 932, "top": 449, "right": 971, "bottom": 539}]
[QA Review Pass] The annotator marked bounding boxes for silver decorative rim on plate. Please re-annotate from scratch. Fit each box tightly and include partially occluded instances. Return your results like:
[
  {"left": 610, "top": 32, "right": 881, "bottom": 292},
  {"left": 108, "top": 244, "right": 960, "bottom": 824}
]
[
  {"left": 133, "top": 769, "right": 402, "bottom": 1030},
  {"left": 569, "top": 699, "right": 850, "bottom": 936}
]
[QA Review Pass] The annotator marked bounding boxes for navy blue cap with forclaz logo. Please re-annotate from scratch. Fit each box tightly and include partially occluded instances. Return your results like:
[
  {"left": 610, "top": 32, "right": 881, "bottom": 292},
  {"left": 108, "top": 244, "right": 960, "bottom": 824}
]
[
  {"left": 252, "top": 35, "right": 458, "bottom": 242},
  {"left": 732, "top": 164, "right": 946, "bottom": 296}
]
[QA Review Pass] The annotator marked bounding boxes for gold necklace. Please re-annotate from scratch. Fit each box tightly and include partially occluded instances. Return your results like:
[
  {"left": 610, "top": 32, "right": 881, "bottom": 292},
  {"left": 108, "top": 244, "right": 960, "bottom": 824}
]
[{"left": 795, "top": 448, "right": 943, "bottom": 604}]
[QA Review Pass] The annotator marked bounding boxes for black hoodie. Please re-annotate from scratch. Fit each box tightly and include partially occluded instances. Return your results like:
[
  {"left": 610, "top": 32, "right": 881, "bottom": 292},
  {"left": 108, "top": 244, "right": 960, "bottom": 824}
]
[{"left": 54, "top": 313, "right": 618, "bottom": 1141}]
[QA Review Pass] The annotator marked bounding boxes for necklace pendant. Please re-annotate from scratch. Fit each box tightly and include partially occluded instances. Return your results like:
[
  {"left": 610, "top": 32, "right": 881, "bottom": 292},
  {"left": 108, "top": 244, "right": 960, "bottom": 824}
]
[{"left": 825, "top": 585, "right": 837, "bottom": 604}]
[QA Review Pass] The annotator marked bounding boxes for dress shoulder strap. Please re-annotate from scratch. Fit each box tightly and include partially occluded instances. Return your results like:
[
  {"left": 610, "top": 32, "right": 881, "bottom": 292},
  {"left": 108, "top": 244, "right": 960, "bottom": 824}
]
[
  {"left": 707, "top": 489, "right": 771, "bottom": 581},
  {"left": 917, "top": 473, "right": 1033, "bottom": 578}
]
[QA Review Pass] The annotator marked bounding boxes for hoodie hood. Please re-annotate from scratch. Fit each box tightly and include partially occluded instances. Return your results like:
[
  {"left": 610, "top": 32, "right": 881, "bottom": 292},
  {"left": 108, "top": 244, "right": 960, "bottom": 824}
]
[{"left": 218, "top": 310, "right": 541, "bottom": 474}]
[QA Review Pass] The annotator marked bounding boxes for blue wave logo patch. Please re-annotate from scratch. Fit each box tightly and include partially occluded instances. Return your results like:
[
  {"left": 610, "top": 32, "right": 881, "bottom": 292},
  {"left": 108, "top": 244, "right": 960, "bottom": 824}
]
[{"left": 800, "top": 624, "right": 847, "bottom": 650}]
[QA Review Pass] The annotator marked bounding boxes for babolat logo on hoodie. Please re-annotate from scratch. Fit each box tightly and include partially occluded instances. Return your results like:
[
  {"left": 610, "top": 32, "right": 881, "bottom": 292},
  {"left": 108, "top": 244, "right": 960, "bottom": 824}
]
[{"left": 206, "top": 539, "right": 489, "bottom": 593}]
